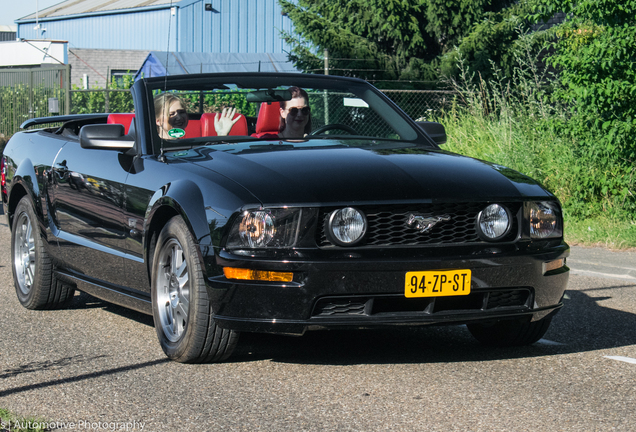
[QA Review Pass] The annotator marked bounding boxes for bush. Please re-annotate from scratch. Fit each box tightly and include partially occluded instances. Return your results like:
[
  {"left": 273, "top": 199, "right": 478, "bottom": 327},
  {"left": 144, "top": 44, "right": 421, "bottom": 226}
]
[
  {"left": 529, "top": 0, "right": 636, "bottom": 217},
  {"left": 441, "top": 31, "right": 634, "bottom": 227},
  {"left": 71, "top": 75, "right": 134, "bottom": 114}
]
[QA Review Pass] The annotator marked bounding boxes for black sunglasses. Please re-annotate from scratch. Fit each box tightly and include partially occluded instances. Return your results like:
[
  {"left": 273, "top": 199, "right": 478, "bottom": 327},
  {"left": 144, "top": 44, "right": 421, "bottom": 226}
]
[{"left": 288, "top": 106, "right": 311, "bottom": 116}]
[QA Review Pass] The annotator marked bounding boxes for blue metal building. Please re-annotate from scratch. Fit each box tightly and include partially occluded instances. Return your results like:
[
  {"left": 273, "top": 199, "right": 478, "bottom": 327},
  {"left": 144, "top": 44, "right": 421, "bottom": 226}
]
[{"left": 16, "top": 0, "right": 295, "bottom": 54}]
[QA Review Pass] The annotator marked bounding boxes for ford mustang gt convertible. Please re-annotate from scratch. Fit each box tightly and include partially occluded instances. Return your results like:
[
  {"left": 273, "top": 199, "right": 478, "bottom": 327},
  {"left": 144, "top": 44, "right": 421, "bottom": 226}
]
[{"left": 1, "top": 73, "right": 569, "bottom": 362}]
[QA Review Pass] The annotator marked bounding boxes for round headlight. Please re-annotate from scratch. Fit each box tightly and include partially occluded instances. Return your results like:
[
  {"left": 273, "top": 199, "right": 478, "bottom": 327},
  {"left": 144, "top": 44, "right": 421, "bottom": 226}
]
[
  {"left": 238, "top": 210, "right": 275, "bottom": 247},
  {"left": 529, "top": 202, "right": 558, "bottom": 238},
  {"left": 327, "top": 207, "right": 367, "bottom": 246},
  {"left": 477, "top": 204, "right": 511, "bottom": 240}
]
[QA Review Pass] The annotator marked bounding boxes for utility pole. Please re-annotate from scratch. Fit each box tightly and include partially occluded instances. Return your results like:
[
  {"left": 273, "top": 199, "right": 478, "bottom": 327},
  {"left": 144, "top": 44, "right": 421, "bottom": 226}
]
[{"left": 324, "top": 49, "right": 329, "bottom": 75}]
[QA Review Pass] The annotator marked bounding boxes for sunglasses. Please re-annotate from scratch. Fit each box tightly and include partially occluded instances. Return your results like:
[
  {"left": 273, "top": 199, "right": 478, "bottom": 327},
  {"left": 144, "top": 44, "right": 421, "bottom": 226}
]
[{"left": 287, "top": 106, "right": 311, "bottom": 116}]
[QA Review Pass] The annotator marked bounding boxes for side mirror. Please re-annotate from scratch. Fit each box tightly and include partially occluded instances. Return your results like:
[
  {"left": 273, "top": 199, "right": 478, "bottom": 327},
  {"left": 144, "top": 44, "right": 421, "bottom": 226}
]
[
  {"left": 416, "top": 121, "right": 447, "bottom": 145},
  {"left": 79, "top": 124, "right": 135, "bottom": 151}
]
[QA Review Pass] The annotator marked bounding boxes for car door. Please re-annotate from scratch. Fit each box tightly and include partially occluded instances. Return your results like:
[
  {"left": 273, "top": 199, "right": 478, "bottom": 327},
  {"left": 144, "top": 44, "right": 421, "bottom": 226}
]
[{"left": 48, "top": 140, "right": 129, "bottom": 286}]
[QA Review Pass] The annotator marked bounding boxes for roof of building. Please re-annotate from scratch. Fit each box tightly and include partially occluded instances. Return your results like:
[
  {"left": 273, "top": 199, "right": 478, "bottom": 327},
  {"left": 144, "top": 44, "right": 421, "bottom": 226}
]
[
  {"left": 18, "top": 0, "right": 174, "bottom": 21},
  {"left": 134, "top": 52, "right": 299, "bottom": 80}
]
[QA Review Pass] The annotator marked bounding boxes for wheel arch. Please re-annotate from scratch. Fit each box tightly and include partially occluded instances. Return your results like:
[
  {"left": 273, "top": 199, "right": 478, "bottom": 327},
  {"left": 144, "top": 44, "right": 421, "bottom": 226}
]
[
  {"left": 7, "top": 159, "right": 40, "bottom": 231},
  {"left": 143, "top": 179, "right": 214, "bottom": 281}
]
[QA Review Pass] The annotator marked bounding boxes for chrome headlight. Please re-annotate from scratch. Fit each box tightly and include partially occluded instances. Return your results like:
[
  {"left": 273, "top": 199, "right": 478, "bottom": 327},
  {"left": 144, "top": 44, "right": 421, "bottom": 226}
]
[
  {"left": 226, "top": 208, "right": 302, "bottom": 249},
  {"left": 477, "top": 204, "right": 511, "bottom": 240},
  {"left": 326, "top": 207, "right": 367, "bottom": 246},
  {"left": 528, "top": 201, "right": 562, "bottom": 239}
]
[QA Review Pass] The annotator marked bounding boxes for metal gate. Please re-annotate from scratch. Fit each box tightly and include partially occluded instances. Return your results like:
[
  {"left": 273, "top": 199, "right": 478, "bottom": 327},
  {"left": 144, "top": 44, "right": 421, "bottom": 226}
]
[{"left": 0, "top": 65, "right": 71, "bottom": 138}]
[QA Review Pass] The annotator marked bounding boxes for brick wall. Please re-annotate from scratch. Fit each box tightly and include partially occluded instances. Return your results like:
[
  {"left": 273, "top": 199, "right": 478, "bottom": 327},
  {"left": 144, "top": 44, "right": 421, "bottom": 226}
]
[{"left": 68, "top": 48, "right": 149, "bottom": 88}]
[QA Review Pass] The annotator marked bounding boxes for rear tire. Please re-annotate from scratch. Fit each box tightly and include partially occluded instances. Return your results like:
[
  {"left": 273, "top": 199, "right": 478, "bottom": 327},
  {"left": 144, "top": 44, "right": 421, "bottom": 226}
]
[
  {"left": 467, "top": 316, "right": 552, "bottom": 347},
  {"left": 151, "top": 216, "right": 239, "bottom": 363},
  {"left": 12, "top": 196, "right": 75, "bottom": 309}
]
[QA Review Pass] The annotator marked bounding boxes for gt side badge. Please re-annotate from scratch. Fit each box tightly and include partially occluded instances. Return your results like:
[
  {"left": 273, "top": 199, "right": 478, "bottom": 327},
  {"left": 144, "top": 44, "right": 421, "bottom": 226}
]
[{"left": 168, "top": 128, "right": 185, "bottom": 138}]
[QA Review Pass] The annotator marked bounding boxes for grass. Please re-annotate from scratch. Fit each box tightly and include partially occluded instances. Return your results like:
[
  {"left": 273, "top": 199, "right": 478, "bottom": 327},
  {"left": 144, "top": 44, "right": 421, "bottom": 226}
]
[
  {"left": 565, "top": 217, "right": 636, "bottom": 250},
  {"left": 433, "top": 39, "right": 636, "bottom": 250},
  {"left": 437, "top": 80, "right": 636, "bottom": 250},
  {"left": 0, "top": 408, "right": 50, "bottom": 432},
  {"left": 441, "top": 110, "right": 636, "bottom": 250}
]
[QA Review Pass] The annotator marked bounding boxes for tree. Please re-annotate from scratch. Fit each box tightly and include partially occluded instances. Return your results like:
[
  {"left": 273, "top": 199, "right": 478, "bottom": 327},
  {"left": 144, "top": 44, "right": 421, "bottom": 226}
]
[
  {"left": 279, "top": 0, "right": 517, "bottom": 83},
  {"left": 530, "top": 0, "right": 636, "bottom": 215},
  {"left": 439, "top": 1, "right": 539, "bottom": 79}
]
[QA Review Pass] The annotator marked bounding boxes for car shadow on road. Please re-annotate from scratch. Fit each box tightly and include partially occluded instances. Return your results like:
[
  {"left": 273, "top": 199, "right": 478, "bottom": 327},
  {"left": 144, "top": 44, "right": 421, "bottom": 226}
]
[
  {"left": 60, "top": 279, "right": 636, "bottom": 366},
  {"left": 228, "top": 282, "right": 636, "bottom": 366}
]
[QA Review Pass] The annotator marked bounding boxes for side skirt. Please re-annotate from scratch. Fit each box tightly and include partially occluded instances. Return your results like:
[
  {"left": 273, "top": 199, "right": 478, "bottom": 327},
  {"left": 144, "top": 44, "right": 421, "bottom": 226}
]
[{"left": 56, "top": 268, "right": 152, "bottom": 315}]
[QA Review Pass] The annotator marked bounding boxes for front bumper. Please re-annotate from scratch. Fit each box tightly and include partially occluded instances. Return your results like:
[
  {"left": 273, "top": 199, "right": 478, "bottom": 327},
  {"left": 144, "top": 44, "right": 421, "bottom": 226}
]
[{"left": 205, "top": 242, "right": 570, "bottom": 335}]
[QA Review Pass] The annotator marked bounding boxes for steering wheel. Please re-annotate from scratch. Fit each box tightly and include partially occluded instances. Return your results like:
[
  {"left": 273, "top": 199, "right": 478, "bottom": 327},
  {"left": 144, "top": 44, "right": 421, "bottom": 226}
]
[{"left": 310, "top": 123, "right": 359, "bottom": 136}]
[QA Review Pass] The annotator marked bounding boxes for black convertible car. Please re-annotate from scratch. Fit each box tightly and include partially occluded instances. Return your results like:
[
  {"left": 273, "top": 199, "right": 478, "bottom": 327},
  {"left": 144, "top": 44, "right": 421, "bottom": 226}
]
[{"left": 1, "top": 73, "right": 569, "bottom": 362}]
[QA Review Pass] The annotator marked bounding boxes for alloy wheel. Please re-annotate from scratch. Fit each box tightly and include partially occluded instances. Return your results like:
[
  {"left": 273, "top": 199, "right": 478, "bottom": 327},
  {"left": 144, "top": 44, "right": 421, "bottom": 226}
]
[
  {"left": 14, "top": 212, "right": 35, "bottom": 295},
  {"left": 155, "top": 238, "right": 190, "bottom": 342}
]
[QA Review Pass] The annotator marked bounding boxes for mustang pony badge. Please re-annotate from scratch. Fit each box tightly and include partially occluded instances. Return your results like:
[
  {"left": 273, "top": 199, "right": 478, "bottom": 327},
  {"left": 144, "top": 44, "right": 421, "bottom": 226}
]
[{"left": 406, "top": 214, "right": 451, "bottom": 233}]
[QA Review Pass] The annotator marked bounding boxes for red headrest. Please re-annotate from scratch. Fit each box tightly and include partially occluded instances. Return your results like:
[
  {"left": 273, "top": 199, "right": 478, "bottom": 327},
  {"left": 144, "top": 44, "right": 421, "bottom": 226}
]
[
  {"left": 253, "top": 102, "right": 281, "bottom": 137},
  {"left": 201, "top": 113, "right": 249, "bottom": 136},
  {"left": 107, "top": 113, "right": 135, "bottom": 134}
]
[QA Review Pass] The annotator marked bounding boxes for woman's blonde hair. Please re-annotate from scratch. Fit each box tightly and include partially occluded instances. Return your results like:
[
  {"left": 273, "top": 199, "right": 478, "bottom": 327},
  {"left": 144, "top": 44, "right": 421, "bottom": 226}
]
[{"left": 154, "top": 93, "right": 186, "bottom": 120}]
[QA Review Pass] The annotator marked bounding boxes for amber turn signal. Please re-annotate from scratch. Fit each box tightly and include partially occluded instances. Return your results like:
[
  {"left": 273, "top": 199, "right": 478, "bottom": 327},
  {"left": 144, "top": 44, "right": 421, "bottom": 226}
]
[
  {"left": 223, "top": 267, "right": 293, "bottom": 282},
  {"left": 543, "top": 258, "right": 565, "bottom": 274}
]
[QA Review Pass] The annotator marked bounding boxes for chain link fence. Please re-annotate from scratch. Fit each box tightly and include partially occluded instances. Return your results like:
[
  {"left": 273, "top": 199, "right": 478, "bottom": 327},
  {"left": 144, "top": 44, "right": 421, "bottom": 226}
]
[
  {"left": 381, "top": 89, "right": 456, "bottom": 121},
  {"left": 1, "top": 70, "right": 455, "bottom": 142},
  {"left": 306, "top": 89, "right": 456, "bottom": 137}
]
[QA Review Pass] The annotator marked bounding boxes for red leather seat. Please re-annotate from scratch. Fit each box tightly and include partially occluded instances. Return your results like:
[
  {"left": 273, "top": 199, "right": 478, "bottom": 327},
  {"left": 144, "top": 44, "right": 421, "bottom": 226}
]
[
  {"left": 183, "top": 119, "right": 201, "bottom": 138},
  {"left": 252, "top": 102, "right": 281, "bottom": 137},
  {"left": 201, "top": 113, "right": 248, "bottom": 136},
  {"left": 107, "top": 113, "right": 135, "bottom": 134}
]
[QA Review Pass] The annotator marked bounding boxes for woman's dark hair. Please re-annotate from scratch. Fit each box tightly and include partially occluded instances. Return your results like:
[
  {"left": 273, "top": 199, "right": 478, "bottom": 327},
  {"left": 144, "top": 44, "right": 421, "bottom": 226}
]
[{"left": 279, "top": 86, "right": 312, "bottom": 134}]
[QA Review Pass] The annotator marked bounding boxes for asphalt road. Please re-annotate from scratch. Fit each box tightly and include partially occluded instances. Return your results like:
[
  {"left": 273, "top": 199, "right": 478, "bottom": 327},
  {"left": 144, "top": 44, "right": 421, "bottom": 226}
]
[{"left": 1, "top": 214, "right": 636, "bottom": 432}]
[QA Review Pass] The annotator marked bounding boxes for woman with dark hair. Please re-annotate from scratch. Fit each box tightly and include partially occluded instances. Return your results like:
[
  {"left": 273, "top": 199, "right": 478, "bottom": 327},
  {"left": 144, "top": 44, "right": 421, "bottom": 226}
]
[{"left": 278, "top": 86, "right": 311, "bottom": 139}]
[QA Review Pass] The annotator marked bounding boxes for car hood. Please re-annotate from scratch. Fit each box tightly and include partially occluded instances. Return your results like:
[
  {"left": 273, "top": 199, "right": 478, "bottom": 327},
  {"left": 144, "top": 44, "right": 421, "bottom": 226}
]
[{"left": 177, "top": 142, "right": 554, "bottom": 205}]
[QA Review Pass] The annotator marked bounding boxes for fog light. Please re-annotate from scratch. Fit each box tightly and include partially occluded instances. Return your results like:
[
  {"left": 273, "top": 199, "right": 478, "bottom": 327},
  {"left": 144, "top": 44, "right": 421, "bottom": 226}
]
[
  {"left": 223, "top": 267, "right": 293, "bottom": 282},
  {"left": 327, "top": 207, "right": 367, "bottom": 246},
  {"left": 477, "top": 204, "right": 511, "bottom": 240}
]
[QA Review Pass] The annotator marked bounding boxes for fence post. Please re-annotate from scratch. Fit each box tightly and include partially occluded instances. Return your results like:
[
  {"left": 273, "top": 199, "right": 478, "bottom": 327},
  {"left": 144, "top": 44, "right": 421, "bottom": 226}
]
[
  {"left": 323, "top": 49, "right": 329, "bottom": 124},
  {"left": 13, "top": 90, "right": 17, "bottom": 133},
  {"left": 29, "top": 70, "right": 34, "bottom": 119},
  {"left": 65, "top": 64, "right": 71, "bottom": 115},
  {"left": 105, "top": 67, "right": 110, "bottom": 113}
]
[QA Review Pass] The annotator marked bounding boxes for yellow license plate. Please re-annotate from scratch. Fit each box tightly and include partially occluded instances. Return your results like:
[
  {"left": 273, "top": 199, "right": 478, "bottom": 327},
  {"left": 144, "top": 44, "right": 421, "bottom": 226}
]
[{"left": 405, "top": 270, "right": 471, "bottom": 298}]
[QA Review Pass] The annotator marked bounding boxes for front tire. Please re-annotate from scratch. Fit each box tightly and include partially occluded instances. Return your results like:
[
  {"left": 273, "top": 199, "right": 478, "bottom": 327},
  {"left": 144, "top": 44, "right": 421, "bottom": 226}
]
[
  {"left": 151, "top": 216, "right": 239, "bottom": 363},
  {"left": 467, "top": 316, "right": 552, "bottom": 347},
  {"left": 11, "top": 196, "right": 75, "bottom": 309}
]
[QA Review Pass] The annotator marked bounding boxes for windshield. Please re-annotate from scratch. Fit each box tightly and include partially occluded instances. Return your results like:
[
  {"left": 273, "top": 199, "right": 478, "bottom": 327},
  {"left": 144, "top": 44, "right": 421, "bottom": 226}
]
[{"left": 145, "top": 74, "right": 424, "bottom": 153}]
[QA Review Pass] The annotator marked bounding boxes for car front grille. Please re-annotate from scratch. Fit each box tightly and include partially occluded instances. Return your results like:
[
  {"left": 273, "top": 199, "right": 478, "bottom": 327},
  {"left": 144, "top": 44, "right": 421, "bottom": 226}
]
[
  {"left": 311, "top": 289, "right": 532, "bottom": 318},
  {"left": 317, "top": 203, "right": 520, "bottom": 248}
]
